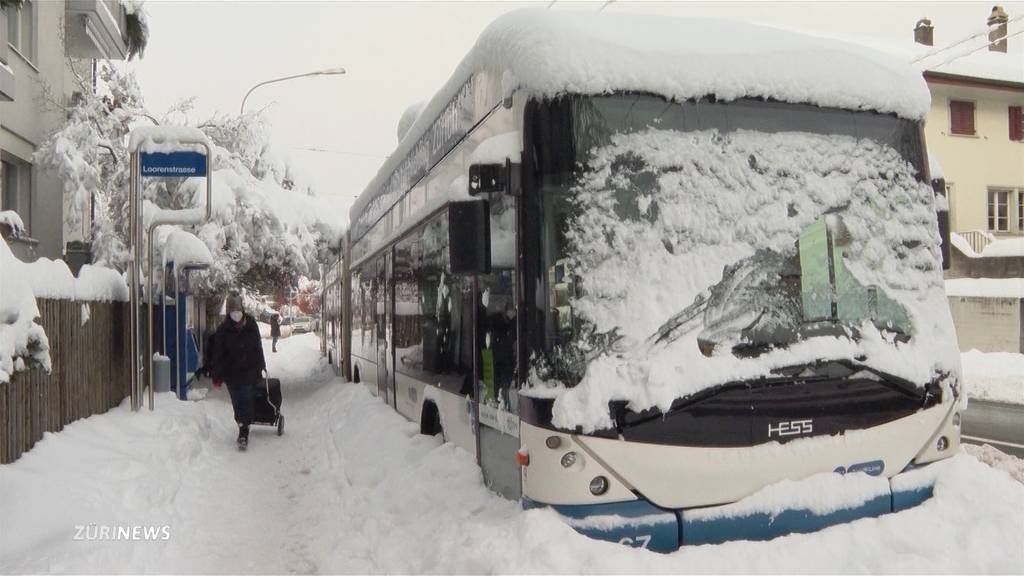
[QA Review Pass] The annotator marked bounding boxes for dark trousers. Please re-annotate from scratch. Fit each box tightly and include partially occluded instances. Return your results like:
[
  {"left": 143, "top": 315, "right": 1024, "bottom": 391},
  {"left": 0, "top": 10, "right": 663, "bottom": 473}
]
[
  {"left": 227, "top": 381, "right": 255, "bottom": 426},
  {"left": 272, "top": 336, "right": 278, "bottom": 352}
]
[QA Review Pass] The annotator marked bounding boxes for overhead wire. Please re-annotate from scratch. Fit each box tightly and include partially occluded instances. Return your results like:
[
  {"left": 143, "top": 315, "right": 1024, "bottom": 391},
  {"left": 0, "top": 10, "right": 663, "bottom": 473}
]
[
  {"left": 911, "top": 14, "right": 1022, "bottom": 64},
  {"left": 925, "top": 29, "right": 1024, "bottom": 71}
]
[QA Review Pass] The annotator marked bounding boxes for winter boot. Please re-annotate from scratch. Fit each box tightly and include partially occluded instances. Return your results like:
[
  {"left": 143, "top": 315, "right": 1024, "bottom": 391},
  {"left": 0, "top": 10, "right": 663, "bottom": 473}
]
[{"left": 237, "top": 424, "right": 249, "bottom": 451}]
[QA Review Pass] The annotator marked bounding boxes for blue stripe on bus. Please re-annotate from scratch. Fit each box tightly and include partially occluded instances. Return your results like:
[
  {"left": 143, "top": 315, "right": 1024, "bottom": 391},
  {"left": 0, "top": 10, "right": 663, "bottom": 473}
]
[
  {"left": 679, "top": 493, "right": 891, "bottom": 546},
  {"left": 522, "top": 498, "right": 680, "bottom": 553},
  {"left": 524, "top": 472, "right": 936, "bottom": 551}
]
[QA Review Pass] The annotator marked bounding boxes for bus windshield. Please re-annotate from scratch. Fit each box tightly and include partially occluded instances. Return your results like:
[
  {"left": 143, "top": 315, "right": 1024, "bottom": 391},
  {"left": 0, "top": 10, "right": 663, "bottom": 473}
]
[{"left": 525, "top": 95, "right": 954, "bottom": 429}]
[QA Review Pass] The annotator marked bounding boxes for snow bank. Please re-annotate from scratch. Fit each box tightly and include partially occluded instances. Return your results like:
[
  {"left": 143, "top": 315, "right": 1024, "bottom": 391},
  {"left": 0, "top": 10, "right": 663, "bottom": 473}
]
[
  {"left": 353, "top": 8, "right": 929, "bottom": 221},
  {"left": 946, "top": 277, "right": 1024, "bottom": 299},
  {"left": 0, "top": 238, "right": 50, "bottom": 383},
  {"left": 161, "top": 229, "right": 213, "bottom": 268},
  {"left": 128, "top": 126, "right": 209, "bottom": 154},
  {"left": 961, "top": 349, "right": 1024, "bottom": 404},
  {"left": 0, "top": 334, "right": 1021, "bottom": 573},
  {"left": 533, "top": 128, "right": 956, "bottom": 432},
  {"left": 981, "top": 237, "right": 1024, "bottom": 258},
  {"left": 962, "top": 443, "right": 1024, "bottom": 484},
  {"left": 686, "top": 471, "right": 891, "bottom": 521}
]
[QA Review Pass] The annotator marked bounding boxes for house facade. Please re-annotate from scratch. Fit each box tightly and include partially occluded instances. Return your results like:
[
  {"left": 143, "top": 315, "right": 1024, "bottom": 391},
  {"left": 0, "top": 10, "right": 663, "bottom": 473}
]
[
  {"left": 0, "top": 0, "right": 131, "bottom": 263},
  {"left": 911, "top": 8, "right": 1024, "bottom": 353},
  {"left": 925, "top": 72, "right": 1024, "bottom": 256}
]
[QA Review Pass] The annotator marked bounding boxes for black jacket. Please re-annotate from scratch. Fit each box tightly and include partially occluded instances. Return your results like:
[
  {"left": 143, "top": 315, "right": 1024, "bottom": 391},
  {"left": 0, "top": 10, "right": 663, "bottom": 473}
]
[
  {"left": 270, "top": 315, "right": 281, "bottom": 337},
  {"left": 212, "top": 314, "right": 266, "bottom": 385}
]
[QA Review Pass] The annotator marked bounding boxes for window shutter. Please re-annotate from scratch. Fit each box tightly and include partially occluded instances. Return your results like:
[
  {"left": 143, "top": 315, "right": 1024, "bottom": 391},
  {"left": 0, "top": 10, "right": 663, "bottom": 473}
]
[
  {"left": 1010, "top": 106, "right": 1023, "bottom": 141},
  {"left": 950, "top": 101, "right": 975, "bottom": 135}
]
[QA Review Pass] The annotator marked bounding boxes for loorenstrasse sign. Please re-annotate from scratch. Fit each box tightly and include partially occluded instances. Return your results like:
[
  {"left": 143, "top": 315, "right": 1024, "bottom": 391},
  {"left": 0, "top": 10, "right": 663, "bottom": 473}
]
[{"left": 139, "top": 151, "right": 208, "bottom": 178}]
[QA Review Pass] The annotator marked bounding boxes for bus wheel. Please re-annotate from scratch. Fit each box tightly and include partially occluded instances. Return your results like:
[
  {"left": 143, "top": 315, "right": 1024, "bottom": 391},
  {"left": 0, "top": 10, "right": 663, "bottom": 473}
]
[
  {"left": 420, "top": 402, "right": 443, "bottom": 438},
  {"left": 353, "top": 366, "right": 361, "bottom": 383},
  {"left": 328, "top": 351, "right": 333, "bottom": 365}
]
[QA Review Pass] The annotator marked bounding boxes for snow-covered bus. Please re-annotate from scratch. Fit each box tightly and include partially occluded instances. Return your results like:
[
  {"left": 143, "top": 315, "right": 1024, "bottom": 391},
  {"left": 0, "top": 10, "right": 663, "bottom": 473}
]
[{"left": 328, "top": 9, "right": 961, "bottom": 551}]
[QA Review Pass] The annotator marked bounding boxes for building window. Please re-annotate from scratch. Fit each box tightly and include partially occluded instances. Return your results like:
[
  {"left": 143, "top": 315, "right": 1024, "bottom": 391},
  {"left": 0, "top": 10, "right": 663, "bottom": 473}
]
[
  {"left": 1019, "top": 190, "right": 1024, "bottom": 231},
  {"left": 988, "top": 189, "right": 1010, "bottom": 232},
  {"left": 950, "top": 100, "right": 976, "bottom": 136},
  {"left": 5, "top": 0, "right": 33, "bottom": 62},
  {"left": 1011, "top": 106, "right": 1023, "bottom": 142},
  {"left": 1, "top": 158, "right": 30, "bottom": 235}
]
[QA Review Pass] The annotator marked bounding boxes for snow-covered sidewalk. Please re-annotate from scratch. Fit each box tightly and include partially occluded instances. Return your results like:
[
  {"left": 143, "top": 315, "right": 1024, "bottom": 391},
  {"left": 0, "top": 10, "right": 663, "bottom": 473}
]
[{"left": 2, "top": 334, "right": 1023, "bottom": 573}]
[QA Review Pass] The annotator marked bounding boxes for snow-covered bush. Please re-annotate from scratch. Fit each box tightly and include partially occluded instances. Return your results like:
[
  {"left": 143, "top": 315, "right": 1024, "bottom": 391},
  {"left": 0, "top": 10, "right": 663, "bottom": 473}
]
[{"left": 0, "top": 237, "right": 51, "bottom": 383}]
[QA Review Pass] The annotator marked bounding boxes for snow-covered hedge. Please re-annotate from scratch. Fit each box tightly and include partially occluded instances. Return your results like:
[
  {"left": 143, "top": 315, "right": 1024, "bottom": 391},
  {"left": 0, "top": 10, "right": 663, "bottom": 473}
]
[
  {"left": 1, "top": 236, "right": 129, "bottom": 383},
  {"left": 0, "top": 238, "right": 50, "bottom": 384}
]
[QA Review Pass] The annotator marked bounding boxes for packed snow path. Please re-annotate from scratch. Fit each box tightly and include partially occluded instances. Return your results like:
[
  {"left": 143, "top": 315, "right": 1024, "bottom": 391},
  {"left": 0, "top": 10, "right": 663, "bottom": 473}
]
[{"left": 2, "top": 334, "right": 1023, "bottom": 573}]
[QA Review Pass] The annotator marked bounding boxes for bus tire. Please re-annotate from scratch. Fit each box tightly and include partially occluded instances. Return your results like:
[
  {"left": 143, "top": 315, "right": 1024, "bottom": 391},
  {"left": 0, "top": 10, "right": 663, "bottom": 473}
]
[
  {"left": 328, "top": 351, "right": 333, "bottom": 365},
  {"left": 353, "top": 366, "right": 361, "bottom": 383},
  {"left": 420, "top": 401, "right": 443, "bottom": 438}
]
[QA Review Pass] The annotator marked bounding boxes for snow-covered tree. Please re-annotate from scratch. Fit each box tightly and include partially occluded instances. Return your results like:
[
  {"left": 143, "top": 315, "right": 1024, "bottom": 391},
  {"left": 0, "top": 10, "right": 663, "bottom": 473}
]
[{"left": 34, "top": 64, "right": 344, "bottom": 300}]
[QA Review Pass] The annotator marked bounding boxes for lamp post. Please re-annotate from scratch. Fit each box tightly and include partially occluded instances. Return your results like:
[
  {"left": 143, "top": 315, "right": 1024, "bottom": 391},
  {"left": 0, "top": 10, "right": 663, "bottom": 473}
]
[{"left": 240, "top": 67, "right": 346, "bottom": 115}]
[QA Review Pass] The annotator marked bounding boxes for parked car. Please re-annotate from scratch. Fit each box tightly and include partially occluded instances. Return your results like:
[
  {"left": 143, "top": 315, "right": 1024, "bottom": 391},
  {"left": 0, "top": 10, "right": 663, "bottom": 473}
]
[{"left": 291, "top": 315, "right": 314, "bottom": 334}]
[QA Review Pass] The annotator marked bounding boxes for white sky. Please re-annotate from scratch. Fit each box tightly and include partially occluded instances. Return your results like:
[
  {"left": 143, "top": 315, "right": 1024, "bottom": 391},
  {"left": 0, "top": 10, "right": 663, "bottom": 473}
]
[{"left": 130, "top": 0, "right": 1024, "bottom": 215}]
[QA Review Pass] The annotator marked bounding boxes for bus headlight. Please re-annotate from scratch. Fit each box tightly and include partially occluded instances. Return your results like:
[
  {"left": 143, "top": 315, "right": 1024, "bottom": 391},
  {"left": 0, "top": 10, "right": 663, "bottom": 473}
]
[
  {"left": 589, "top": 476, "right": 609, "bottom": 495},
  {"left": 937, "top": 436, "right": 949, "bottom": 451},
  {"left": 561, "top": 451, "right": 578, "bottom": 468}
]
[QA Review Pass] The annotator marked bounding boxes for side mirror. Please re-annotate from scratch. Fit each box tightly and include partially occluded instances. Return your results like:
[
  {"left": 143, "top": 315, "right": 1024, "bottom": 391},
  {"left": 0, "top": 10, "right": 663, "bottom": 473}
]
[
  {"left": 448, "top": 200, "right": 491, "bottom": 275},
  {"left": 469, "top": 158, "right": 520, "bottom": 196},
  {"left": 932, "top": 177, "right": 951, "bottom": 271}
]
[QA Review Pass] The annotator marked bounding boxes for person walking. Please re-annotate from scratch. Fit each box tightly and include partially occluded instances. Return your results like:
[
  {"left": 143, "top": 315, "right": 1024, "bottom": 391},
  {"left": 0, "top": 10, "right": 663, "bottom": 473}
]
[
  {"left": 212, "top": 291, "right": 266, "bottom": 450},
  {"left": 270, "top": 312, "right": 281, "bottom": 353}
]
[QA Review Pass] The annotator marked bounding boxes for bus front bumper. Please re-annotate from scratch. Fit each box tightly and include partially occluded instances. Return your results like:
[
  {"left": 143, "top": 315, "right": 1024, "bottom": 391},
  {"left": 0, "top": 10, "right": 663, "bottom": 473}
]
[{"left": 522, "top": 470, "right": 935, "bottom": 552}]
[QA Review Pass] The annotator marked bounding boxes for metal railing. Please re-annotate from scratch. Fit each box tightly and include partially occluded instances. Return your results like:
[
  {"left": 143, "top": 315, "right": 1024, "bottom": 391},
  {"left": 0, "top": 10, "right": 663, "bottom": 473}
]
[{"left": 958, "top": 230, "right": 996, "bottom": 254}]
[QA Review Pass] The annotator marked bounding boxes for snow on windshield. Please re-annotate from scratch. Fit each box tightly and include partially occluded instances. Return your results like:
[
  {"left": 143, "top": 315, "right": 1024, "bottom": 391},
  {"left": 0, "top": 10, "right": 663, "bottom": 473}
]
[{"left": 532, "top": 128, "right": 959, "bottom": 432}]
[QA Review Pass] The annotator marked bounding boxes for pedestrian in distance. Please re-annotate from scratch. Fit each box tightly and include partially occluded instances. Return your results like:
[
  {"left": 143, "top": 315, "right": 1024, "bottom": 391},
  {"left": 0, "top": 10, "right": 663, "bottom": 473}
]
[
  {"left": 270, "top": 312, "right": 281, "bottom": 353},
  {"left": 212, "top": 291, "right": 266, "bottom": 451}
]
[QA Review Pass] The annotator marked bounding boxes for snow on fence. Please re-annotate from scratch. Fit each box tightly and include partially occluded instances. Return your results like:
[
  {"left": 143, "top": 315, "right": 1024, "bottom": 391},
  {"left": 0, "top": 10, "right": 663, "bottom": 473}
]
[{"left": 0, "top": 299, "right": 131, "bottom": 464}]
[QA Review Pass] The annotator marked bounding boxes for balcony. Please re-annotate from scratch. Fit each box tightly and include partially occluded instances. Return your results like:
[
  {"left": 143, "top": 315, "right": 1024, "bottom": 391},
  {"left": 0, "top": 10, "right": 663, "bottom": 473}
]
[
  {"left": 65, "top": 0, "right": 129, "bottom": 60},
  {"left": 0, "top": 11, "right": 15, "bottom": 101}
]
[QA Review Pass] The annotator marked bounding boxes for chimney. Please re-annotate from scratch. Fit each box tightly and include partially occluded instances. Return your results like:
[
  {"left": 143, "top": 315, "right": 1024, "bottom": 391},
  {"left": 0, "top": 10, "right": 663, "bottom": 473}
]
[
  {"left": 914, "top": 17, "right": 934, "bottom": 46},
  {"left": 988, "top": 5, "right": 1008, "bottom": 53}
]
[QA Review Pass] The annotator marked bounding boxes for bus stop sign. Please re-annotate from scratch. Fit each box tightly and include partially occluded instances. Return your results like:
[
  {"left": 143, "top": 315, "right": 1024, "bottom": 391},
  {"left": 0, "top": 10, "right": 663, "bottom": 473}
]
[{"left": 140, "top": 151, "right": 208, "bottom": 178}]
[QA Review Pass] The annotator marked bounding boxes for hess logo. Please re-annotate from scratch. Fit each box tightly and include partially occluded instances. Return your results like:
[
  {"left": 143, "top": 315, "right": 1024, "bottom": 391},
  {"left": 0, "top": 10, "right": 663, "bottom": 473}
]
[{"left": 768, "top": 419, "right": 813, "bottom": 438}]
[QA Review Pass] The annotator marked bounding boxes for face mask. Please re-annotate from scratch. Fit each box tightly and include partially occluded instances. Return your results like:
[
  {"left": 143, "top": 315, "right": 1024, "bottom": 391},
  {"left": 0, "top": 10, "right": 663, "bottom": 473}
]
[{"left": 230, "top": 311, "right": 243, "bottom": 323}]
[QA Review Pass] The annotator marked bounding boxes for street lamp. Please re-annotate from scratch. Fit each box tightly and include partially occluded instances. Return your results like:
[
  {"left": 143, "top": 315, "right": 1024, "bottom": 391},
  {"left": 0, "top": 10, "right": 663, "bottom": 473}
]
[{"left": 240, "top": 67, "right": 346, "bottom": 115}]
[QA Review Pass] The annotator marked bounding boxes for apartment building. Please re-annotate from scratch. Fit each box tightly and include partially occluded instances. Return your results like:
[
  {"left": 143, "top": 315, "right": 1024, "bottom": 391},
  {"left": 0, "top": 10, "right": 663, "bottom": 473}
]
[{"left": 0, "top": 0, "right": 133, "bottom": 263}]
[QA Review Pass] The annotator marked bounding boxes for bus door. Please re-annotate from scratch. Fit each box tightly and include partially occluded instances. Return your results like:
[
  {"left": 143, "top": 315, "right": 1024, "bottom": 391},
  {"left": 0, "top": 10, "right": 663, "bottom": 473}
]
[
  {"left": 376, "top": 253, "right": 395, "bottom": 407},
  {"left": 476, "top": 191, "right": 521, "bottom": 500}
]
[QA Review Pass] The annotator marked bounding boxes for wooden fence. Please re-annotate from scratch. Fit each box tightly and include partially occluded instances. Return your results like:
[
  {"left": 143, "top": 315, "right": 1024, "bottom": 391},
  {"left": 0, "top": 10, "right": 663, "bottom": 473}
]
[{"left": 1, "top": 299, "right": 131, "bottom": 464}]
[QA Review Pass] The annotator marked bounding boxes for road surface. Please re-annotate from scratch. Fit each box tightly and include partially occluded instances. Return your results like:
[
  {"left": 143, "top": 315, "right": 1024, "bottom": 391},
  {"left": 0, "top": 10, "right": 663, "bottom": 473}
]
[{"left": 962, "top": 399, "right": 1024, "bottom": 458}]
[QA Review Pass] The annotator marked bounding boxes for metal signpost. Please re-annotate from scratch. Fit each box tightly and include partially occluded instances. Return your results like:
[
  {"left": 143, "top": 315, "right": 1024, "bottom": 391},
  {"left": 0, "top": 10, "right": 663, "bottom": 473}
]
[{"left": 128, "top": 129, "right": 212, "bottom": 411}]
